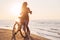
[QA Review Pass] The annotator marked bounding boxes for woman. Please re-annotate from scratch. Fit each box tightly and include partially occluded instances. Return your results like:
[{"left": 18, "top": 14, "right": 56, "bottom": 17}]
[
  {"left": 20, "top": 2, "right": 32, "bottom": 36},
  {"left": 12, "top": 2, "right": 32, "bottom": 40}
]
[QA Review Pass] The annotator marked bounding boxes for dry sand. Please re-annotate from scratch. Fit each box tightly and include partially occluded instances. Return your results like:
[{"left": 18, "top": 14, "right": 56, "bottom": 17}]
[{"left": 0, "top": 29, "right": 49, "bottom": 40}]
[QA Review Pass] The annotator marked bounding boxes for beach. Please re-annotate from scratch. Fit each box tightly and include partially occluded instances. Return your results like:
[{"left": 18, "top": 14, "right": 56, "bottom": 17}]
[
  {"left": 0, "top": 20, "right": 60, "bottom": 40},
  {"left": 0, "top": 28, "right": 49, "bottom": 40}
]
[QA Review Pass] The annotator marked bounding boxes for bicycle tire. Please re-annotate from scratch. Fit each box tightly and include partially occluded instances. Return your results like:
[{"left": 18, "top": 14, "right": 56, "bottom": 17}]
[{"left": 13, "top": 22, "right": 28, "bottom": 38}]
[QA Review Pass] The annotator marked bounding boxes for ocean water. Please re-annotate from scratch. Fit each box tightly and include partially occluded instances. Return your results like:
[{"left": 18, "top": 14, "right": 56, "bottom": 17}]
[{"left": 0, "top": 20, "right": 60, "bottom": 40}]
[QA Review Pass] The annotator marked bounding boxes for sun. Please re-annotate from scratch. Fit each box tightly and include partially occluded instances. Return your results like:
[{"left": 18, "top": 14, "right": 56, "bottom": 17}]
[
  {"left": 10, "top": 2, "right": 21, "bottom": 17},
  {"left": 10, "top": 2, "right": 22, "bottom": 21}
]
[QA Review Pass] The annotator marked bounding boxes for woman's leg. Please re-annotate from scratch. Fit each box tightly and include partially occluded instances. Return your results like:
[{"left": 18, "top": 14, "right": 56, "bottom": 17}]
[
  {"left": 27, "top": 20, "right": 30, "bottom": 35},
  {"left": 24, "top": 20, "right": 30, "bottom": 36},
  {"left": 22, "top": 21, "right": 30, "bottom": 37},
  {"left": 25, "top": 22, "right": 31, "bottom": 40},
  {"left": 27, "top": 25, "right": 30, "bottom": 35}
]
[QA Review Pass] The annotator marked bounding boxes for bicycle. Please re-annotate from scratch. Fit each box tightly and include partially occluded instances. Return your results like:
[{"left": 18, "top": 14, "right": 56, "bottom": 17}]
[{"left": 11, "top": 17, "right": 30, "bottom": 40}]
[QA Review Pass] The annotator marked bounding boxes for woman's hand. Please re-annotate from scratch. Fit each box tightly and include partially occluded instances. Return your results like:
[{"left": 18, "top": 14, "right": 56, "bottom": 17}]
[{"left": 30, "top": 11, "right": 32, "bottom": 14}]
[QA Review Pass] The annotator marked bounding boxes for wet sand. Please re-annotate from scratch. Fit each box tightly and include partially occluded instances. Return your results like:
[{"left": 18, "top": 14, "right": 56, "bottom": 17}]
[{"left": 0, "top": 29, "right": 49, "bottom": 40}]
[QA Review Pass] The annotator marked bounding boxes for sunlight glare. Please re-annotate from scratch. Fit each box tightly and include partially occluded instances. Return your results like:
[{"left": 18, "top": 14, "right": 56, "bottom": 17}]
[
  {"left": 10, "top": 2, "right": 22, "bottom": 22},
  {"left": 10, "top": 2, "right": 21, "bottom": 17}
]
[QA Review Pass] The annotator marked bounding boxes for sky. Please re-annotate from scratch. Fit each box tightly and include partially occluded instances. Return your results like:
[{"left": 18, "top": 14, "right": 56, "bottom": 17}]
[{"left": 0, "top": 0, "right": 60, "bottom": 20}]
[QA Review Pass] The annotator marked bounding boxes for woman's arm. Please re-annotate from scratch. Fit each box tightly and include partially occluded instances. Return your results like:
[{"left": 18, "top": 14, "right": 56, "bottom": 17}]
[{"left": 27, "top": 8, "right": 32, "bottom": 14}]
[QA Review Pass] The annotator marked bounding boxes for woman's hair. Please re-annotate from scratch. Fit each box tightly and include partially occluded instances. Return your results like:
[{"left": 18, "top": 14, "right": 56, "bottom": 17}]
[{"left": 22, "top": 2, "right": 27, "bottom": 8}]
